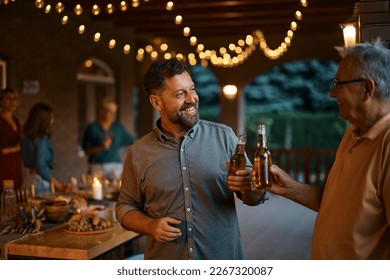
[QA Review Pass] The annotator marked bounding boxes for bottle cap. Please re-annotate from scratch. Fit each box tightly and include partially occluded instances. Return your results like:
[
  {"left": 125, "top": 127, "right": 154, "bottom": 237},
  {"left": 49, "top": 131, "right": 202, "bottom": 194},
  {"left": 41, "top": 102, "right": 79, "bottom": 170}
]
[
  {"left": 258, "top": 124, "right": 266, "bottom": 134},
  {"left": 3, "top": 180, "right": 14, "bottom": 189},
  {"left": 238, "top": 134, "right": 247, "bottom": 144}
]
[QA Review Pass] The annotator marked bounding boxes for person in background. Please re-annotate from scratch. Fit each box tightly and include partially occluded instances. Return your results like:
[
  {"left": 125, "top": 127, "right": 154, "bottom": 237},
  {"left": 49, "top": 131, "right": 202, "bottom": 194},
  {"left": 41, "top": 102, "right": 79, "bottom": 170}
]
[
  {"left": 116, "top": 58, "right": 267, "bottom": 260},
  {"left": 21, "top": 103, "right": 64, "bottom": 195},
  {"left": 82, "top": 98, "right": 134, "bottom": 179},
  {"left": 0, "top": 87, "right": 22, "bottom": 193},
  {"left": 261, "top": 40, "right": 390, "bottom": 259}
]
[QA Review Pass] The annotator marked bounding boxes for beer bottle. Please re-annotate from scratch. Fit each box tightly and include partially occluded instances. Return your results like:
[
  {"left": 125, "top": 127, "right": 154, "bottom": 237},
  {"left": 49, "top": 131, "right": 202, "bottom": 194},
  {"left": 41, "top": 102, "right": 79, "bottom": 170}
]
[
  {"left": 1, "top": 180, "right": 17, "bottom": 226},
  {"left": 228, "top": 134, "right": 247, "bottom": 176},
  {"left": 253, "top": 124, "right": 273, "bottom": 189}
]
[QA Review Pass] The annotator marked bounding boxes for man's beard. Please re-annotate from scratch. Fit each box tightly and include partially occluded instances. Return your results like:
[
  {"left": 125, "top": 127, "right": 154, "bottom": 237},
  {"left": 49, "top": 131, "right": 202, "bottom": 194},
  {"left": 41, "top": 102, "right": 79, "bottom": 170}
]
[{"left": 169, "top": 103, "right": 199, "bottom": 128}]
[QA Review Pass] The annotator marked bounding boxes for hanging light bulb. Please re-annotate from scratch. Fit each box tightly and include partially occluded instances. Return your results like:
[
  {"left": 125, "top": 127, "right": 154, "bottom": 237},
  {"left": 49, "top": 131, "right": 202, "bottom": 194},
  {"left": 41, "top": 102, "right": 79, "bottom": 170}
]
[
  {"left": 166, "top": 1, "right": 174, "bottom": 11},
  {"left": 92, "top": 5, "right": 101, "bottom": 15},
  {"left": 56, "top": 2, "right": 64, "bottom": 13},
  {"left": 44, "top": 4, "right": 51, "bottom": 13},
  {"left": 35, "top": 0, "right": 44, "bottom": 9},
  {"left": 109, "top": 39, "right": 116, "bottom": 49},
  {"left": 175, "top": 15, "right": 183, "bottom": 25},
  {"left": 120, "top": 1, "right": 128, "bottom": 11},
  {"left": 74, "top": 4, "right": 83, "bottom": 16},
  {"left": 94, "top": 33, "right": 101, "bottom": 42},
  {"left": 106, "top": 4, "right": 114, "bottom": 14},
  {"left": 160, "top": 43, "right": 168, "bottom": 51},
  {"left": 183, "top": 27, "right": 190, "bottom": 37},
  {"left": 189, "top": 36, "right": 197, "bottom": 46},
  {"left": 123, "top": 44, "right": 131, "bottom": 54},
  {"left": 61, "top": 15, "right": 69, "bottom": 25},
  {"left": 78, "top": 25, "right": 86, "bottom": 34}
]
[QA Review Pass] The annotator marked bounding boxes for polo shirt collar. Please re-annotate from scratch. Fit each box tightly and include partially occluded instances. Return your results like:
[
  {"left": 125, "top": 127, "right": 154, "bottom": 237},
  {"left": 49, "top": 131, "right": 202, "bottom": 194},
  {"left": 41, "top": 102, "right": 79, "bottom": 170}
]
[{"left": 351, "top": 112, "right": 390, "bottom": 141}]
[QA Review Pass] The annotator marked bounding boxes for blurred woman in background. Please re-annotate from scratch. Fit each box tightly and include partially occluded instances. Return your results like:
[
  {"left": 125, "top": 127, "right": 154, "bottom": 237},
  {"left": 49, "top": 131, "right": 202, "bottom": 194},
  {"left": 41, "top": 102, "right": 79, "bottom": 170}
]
[
  {"left": 21, "top": 103, "right": 64, "bottom": 195},
  {"left": 0, "top": 87, "right": 22, "bottom": 193}
]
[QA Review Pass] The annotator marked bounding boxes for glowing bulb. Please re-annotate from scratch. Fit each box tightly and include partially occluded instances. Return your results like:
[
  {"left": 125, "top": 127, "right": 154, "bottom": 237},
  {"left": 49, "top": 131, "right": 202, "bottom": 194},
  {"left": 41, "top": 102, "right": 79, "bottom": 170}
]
[
  {"left": 120, "top": 1, "right": 128, "bottom": 11},
  {"left": 61, "top": 15, "right": 68, "bottom": 25},
  {"left": 183, "top": 27, "right": 190, "bottom": 36},
  {"left": 74, "top": 4, "right": 83, "bottom": 16},
  {"left": 291, "top": 21, "right": 298, "bottom": 31},
  {"left": 35, "top": 0, "right": 44, "bottom": 9},
  {"left": 160, "top": 43, "right": 168, "bottom": 51},
  {"left": 44, "top": 4, "right": 51, "bottom": 13},
  {"left": 84, "top": 60, "right": 93, "bottom": 68},
  {"left": 92, "top": 5, "right": 101, "bottom": 15},
  {"left": 78, "top": 25, "right": 86, "bottom": 34},
  {"left": 123, "top": 44, "right": 131, "bottom": 54},
  {"left": 145, "top": 45, "right": 153, "bottom": 53},
  {"left": 300, "top": 0, "right": 308, "bottom": 8},
  {"left": 189, "top": 36, "right": 197, "bottom": 46},
  {"left": 109, "top": 39, "right": 116, "bottom": 49},
  {"left": 295, "top": 11, "right": 302, "bottom": 20},
  {"left": 56, "top": 2, "right": 64, "bottom": 13},
  {"left": 175, "top": 15, "right": 183, "bottom": 25},
  {"left": 166, "top": 1, "right": 174, "bottom": 11},
  {"left": 106, "top": 4, "right": 114, "bottom": 14},
  {"left": 94, "top": 32, "right": 101, "bottom": 42}
]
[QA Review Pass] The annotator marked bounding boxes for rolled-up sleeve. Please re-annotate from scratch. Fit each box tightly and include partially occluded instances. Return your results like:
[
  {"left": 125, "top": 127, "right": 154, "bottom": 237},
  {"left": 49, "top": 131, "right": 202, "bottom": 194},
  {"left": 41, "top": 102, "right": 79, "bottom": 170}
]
[{"left": 115, "top": 147, "right": 143, "bottom": 223}]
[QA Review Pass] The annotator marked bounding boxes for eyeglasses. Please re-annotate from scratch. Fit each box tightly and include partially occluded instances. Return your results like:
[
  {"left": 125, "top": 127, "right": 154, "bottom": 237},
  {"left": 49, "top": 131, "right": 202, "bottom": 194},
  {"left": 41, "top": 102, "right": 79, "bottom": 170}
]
[{"left": 333, "top": 78, "right": 365, "bottom": 92}]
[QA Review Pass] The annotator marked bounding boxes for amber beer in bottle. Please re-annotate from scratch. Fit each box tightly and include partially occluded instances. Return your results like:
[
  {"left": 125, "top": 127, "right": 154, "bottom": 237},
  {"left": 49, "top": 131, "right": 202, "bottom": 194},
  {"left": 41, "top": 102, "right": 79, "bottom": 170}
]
[
  {"left": 253, "top": 124, "right": 273, "bottom": 189},
  {"left": 228, "top": 134, "right": 247, "bottom": 176}
]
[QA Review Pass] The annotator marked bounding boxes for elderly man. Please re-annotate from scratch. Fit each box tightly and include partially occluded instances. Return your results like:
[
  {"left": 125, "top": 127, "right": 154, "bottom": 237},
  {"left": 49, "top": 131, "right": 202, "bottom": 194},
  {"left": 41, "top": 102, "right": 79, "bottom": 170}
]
[{"left": 264, "top": 40, "right": 390, "bottom": 259}]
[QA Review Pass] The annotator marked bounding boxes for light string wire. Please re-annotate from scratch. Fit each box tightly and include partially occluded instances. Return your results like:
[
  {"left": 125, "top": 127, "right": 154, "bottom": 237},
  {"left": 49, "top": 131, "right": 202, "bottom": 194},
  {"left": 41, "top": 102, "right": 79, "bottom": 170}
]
[{"left": 1, "top": 0, "right": 309, "bottom": 68}]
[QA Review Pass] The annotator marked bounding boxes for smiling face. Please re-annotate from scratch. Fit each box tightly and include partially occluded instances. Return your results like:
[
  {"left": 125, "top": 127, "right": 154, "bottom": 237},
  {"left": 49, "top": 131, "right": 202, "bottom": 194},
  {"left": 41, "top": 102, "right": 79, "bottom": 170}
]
[
  {"left": 150, "top": 71, "right": 199, "bottom": 134},
  {"left": 329, "top": 57, "right": 367, "bottom": 126}
]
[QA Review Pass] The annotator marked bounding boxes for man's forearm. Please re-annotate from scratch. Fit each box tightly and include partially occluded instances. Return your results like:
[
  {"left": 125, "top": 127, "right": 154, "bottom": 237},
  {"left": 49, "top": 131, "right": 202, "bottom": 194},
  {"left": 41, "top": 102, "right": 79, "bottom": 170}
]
[{"left": 120, "top": 209, "right": 156, "bottom": 236}]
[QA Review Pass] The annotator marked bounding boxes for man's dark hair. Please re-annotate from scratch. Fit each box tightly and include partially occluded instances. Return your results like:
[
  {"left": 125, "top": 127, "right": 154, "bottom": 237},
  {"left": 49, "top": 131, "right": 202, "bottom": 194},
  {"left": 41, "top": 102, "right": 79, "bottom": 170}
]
[{"left": 143, "top": 58, "right": 190, "bottom": 95}]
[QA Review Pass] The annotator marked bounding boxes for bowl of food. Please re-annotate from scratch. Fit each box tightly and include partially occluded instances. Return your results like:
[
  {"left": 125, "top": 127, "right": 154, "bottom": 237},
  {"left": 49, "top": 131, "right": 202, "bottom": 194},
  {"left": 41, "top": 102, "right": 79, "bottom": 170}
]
[{"left": 44, "top": 200, "right": 71, "bottom": 222}]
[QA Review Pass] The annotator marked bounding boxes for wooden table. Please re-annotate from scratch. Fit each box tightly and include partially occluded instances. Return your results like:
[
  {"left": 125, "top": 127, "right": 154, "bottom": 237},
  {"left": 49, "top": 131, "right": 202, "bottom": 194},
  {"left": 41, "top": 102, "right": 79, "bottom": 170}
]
[{"left": 5, "top": 222, "right": 139, "bottom": 260}]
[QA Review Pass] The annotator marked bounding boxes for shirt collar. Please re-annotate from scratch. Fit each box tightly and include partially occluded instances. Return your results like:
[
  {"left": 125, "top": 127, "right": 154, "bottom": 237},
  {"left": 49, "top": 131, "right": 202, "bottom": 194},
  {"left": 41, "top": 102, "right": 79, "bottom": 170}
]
[
  {"left": 351, "top": 112, "right": 390, "bottom": 141},
  {"left": 153, "top": 118, "right": 200, "bottom": 143}
]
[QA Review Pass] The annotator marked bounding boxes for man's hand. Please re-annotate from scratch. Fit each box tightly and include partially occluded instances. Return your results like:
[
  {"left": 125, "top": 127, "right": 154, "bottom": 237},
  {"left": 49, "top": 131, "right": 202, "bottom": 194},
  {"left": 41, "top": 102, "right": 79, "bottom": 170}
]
[{"left": 149, "top": 217, "right": 182, "bottom": 243}]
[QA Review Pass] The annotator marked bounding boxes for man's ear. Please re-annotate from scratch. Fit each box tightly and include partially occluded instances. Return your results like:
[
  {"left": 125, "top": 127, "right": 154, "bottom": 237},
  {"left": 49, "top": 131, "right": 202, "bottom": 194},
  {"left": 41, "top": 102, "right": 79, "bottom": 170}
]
[
  {"left": 149, "top": 95, "right": 162, "bottom": 111},
  {"left": 363, "top": 78, "right": 376, "bottom": 100}
]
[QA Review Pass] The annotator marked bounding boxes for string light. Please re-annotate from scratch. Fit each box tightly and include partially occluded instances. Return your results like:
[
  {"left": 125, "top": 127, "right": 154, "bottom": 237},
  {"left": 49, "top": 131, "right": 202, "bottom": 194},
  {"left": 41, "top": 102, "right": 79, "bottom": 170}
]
[{"left": 22, "top": 0, "right": 310, "bottom": 65}]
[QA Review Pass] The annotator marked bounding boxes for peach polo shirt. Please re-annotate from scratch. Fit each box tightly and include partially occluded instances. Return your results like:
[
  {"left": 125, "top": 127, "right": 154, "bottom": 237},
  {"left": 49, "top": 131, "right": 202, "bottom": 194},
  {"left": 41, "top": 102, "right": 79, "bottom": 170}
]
[{"left": 312, "top": 113, "right": 390, "bottom": 259}]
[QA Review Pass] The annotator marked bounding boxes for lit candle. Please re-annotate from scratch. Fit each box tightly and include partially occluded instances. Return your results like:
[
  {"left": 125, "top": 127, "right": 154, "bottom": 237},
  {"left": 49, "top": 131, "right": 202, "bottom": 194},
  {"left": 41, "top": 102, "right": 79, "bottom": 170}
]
[{"left": 92, "top": 177, "right": 103, "bottom": 200}]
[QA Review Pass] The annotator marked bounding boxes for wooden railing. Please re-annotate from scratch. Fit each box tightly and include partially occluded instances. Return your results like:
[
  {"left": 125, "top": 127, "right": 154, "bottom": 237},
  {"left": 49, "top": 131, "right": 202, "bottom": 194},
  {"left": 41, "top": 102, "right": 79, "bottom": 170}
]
[{"left": 246, "top": 147, "right": 336, "bottom": 186}]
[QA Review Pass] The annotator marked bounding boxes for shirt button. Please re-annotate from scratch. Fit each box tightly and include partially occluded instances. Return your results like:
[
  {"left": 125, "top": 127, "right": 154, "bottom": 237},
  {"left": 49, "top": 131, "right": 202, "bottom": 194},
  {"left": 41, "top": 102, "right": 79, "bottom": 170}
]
[
  {"left": 183, "top": 167, "right": 187, "bottom": 171},
  {"left": 189, "top": 248, "right": 193, "bottom": 252},
  {"left": 181, "top": 149, "right": 184, "bottom": 152},
  {"left": 184, "top": 187, "right": 189, "bottom": 191},
  {"left": 188, "top": 227, "right": 192, "bottom": 232},
  {"left": 186, "top": 207, "right": 191, "bottom": 212}
]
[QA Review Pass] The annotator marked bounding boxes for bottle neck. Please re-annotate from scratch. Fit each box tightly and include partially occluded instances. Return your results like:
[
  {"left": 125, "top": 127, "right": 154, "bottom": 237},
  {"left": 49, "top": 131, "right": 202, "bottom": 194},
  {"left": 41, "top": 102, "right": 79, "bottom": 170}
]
[
  {"left": 257, "top": 133, "right": 267, "bottom": 147},
  {"left": 235, "top": 143, "right": 246, "bottom": 155}
]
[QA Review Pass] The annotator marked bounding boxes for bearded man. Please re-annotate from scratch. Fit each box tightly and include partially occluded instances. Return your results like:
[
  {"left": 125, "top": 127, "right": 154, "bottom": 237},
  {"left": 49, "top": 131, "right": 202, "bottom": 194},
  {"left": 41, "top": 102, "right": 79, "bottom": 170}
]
[{"left": 116, "top": 58, "right": 266, "bottom": 260}]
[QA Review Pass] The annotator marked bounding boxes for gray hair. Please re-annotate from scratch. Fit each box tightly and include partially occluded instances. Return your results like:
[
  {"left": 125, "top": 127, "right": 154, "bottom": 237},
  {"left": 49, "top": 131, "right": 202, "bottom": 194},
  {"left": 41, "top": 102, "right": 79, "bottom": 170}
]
[{"left": 336, "top": 39, "right": 390, "bottom": 101}]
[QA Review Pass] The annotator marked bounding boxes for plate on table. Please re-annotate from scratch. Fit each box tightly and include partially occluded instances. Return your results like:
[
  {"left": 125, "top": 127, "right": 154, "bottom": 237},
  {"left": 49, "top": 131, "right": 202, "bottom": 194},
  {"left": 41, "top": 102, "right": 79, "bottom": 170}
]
[{"left": 64, "top": 226, "right": 113, "bottom": 235}]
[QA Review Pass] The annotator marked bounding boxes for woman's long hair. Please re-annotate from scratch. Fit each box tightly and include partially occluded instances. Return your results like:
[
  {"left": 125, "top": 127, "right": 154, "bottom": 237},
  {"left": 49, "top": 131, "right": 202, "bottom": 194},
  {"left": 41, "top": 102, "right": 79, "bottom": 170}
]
[{"left": 23, "top": 103, "right": 53, "bottom": 140}]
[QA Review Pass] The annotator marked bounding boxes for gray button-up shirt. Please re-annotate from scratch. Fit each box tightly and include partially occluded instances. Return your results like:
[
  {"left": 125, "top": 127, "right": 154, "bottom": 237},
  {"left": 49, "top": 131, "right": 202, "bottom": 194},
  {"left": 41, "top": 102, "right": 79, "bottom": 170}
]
[{"left": 116, "top": 119, "right": 252, "bottom": 259}]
